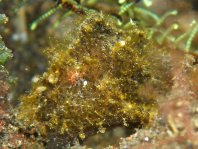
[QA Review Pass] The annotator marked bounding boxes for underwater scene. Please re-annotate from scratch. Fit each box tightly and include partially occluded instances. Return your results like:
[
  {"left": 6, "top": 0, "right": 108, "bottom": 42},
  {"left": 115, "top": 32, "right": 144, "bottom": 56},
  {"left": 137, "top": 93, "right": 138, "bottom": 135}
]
[{"left": 0, "top": 0, "right": 198, "bottom": 148}]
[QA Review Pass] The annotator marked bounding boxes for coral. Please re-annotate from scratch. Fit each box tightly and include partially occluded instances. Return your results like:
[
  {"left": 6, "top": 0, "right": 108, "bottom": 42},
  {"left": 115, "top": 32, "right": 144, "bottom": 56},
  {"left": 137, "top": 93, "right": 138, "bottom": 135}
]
[
  {"left": 16, "top": 11, "right": 171, "bottom": 146},
  {"left": 0, "top": 115, "right": 45, "bottom": 148},
  {"left": 0, "top": 13, "right": 41, "bottom": 148},
  {"left": 0, "top": 14, "right": 12, "bottom": 101},
  {"left": 0, "top": 14, "right": 12, "bottom": 67}
]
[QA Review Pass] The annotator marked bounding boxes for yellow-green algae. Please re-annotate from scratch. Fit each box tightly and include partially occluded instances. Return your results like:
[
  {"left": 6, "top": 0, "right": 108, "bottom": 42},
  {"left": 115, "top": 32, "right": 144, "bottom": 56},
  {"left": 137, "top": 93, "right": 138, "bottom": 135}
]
[{"left": 16, "top": 11, "right": 171, "bottom": 142}]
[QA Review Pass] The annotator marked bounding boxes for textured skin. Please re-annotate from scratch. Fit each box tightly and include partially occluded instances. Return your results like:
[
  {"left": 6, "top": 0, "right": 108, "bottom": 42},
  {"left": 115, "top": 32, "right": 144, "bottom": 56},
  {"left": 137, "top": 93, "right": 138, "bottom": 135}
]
[{"left": 17, "top": 11, "right": 170, "bottom": 144}]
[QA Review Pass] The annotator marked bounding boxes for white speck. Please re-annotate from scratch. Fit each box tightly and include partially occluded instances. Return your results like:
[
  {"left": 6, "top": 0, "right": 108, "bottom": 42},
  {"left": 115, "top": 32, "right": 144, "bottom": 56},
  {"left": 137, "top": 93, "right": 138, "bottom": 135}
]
[
  {"left": 18, "top": 140, "right": 22, "bottom": 145},
  {"left": 144, "top": 137, "right": 149, "bottom": 142},
  {"left": 32, "top": 75, "right": 40, "bottom": 83},
  {"left": 119, "top": 40, "right": 126, "bottom": 47},
  {"left": 83, "top": 80, "right": 88, "bottom": 87}
]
